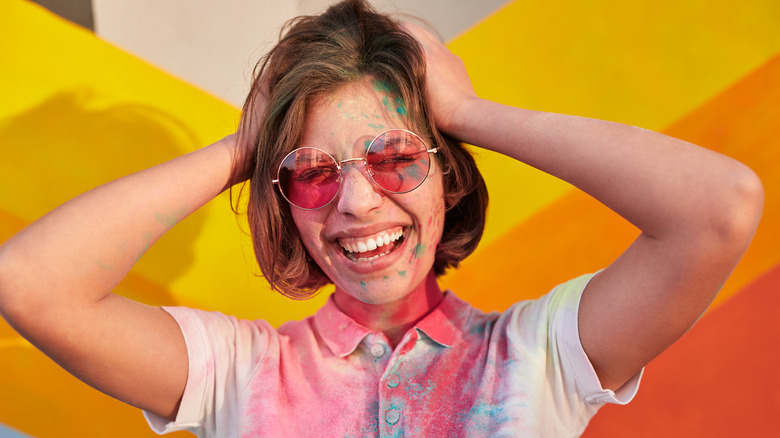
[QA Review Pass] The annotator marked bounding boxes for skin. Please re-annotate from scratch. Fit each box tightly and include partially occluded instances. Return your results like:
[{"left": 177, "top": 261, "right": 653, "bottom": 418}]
[
  {"left": 405, "top": 23, "right": 763, "bottom": 390},
  {"left": 0, "top": 23, "right": 763, "bottom": 426},
  {"left": 291, "top": 80, "right": 446, "bottom": 346}
]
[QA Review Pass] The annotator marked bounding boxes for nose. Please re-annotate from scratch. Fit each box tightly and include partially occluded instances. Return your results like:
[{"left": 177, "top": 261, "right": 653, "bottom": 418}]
[{"left": 336, "top": 162, "right": 383, "bottom": 216}]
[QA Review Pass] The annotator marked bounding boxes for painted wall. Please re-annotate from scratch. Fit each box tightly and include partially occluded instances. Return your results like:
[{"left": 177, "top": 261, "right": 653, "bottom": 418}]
[{"left": 1, "top": 0, "right": 779, "bottom": 436}]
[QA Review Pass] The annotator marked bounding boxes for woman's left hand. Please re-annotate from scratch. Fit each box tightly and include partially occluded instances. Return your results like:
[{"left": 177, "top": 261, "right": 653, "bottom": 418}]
[
  {"left": 406, "top": 20, "right": 764, "bottom": 393},
  {"left": 403, "top": 23, "right": 480, "bottom": 136}
]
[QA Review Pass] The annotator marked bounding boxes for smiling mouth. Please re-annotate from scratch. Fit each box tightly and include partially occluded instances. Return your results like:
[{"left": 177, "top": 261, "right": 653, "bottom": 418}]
[{"left": 339, "top": 227, "right": 406, "bottom": 262}]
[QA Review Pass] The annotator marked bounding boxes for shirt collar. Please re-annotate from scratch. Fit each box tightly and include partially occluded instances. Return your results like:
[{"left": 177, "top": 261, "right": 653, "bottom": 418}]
[
  {"left": 413, "top": 290, "right": 471, "bottom": 348},
  {"left": 312, "top": 291, "right": 472, "bottom": 357}
]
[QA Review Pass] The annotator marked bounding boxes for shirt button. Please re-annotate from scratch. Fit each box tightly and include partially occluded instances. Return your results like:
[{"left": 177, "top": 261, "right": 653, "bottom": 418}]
[
  {"left": 370, "top": 344, "right": 385, "bottom": 358},
  {"left": 385, "top": 409, "right": 400, "bottom": 425},
  {"left": 386, "top": 374, "right": 400, "bottom": 388}
]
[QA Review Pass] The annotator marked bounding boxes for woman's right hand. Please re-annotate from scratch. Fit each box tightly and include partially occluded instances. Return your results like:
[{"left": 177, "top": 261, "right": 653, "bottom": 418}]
[{"left": 231, "top": 72, "right": 270, "bottom": 186}]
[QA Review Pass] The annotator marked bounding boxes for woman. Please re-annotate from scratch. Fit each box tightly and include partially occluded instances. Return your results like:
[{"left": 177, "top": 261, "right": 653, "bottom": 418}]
[{"left": 0, "top": 0, "right": 763, "bottom": 436}]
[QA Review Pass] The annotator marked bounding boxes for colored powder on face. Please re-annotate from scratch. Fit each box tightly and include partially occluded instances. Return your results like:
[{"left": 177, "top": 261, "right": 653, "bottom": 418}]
[
  {"left": 395, "top": 96, "right": 407, "bottom": 116},
  {"left": 360, "top": 281, "right": 367, "bottom": 290},
  {"left": 403, "top": 162, "right": 423, "bottom": 179},
  {"left": 397, "top": 270, "right": 407, "bottom": 277},
  {"left": 368, "top": 123, "right": 384, "bottom": 130},
  {"left": 412, "top": 243, "right": 427, "bottom": 259},
  {"left": 372, "top": 79, "right": 395, "bottom": 94},
  {"left": 383, "top": 275, "right": 390, "bottom": 280}
]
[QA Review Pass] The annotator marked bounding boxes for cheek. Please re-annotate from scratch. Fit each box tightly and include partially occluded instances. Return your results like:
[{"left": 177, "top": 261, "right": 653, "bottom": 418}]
[
  {"left": 291, "top": 210, "right": 325, "bottom": 253},
  {"left": 411, "top": 181, "right": 446, "bottom": 245},
  {"left": 427, "top": 200, "right": 446, "bottom": 246},
  {"left": 427, "top": 183, "right": 447, "bottom": 248}
]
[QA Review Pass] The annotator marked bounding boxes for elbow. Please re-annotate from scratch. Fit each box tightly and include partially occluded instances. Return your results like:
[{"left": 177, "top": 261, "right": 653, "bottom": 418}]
[
  {"left": 710, "top": 163, "right": 764, "bottom": 250},
  {"left": 0, "top": 245, "right": 19, "bottom": 314},
  {"left": 0, "top": 247, "right": 16, "bottom": 322},
  {"left": 0, "top": 243, "right": 36, "bottom": 324}
]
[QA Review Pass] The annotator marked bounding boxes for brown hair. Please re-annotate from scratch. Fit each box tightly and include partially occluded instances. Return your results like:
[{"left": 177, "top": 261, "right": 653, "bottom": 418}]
[{"left": 233, "top": 0, "right": 488, "bottom": 299}]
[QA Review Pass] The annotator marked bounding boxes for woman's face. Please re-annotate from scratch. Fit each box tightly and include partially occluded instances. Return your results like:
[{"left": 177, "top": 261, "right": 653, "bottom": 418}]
[{"left": 290, "top": 79, "right": 446, "bottom": 305}]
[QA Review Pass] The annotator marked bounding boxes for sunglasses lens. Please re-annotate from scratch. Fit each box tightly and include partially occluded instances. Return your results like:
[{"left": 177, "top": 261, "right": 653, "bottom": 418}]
[
  {"left": 278, "top": 148, "right": 340, "bottom": 209},
  {"left": 367, "top": 130, "right": 431, "bottom": 193}
]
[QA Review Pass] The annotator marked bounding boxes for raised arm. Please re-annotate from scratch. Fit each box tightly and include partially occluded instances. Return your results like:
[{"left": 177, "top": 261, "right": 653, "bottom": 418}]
[
  {"left": 407, "top": 25, "right": 764, "bottom": 390},
  {"left": 0, "top": 134, "right": 240, "bottom": 419}
]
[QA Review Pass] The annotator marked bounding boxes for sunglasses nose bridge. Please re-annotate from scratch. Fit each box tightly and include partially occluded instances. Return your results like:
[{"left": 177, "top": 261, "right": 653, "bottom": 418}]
[
  {"left": 337, "top": 157, "right": 371, "bottom": 178},
  {"left": 338, "top": 156, "right": 366, "bottom": 166},
  {"left": 335, "top": 158, "right": 384, "bottom": 216}
]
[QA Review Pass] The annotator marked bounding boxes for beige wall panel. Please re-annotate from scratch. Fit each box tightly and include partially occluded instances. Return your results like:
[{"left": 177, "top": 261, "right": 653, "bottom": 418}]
[
  {"left": 298, "top": 0, "right": 512, "bottom": 41},
  {"left": 93, "top": 0, "right": 510, "bottom": 106},
  {"left": 93, "top": 0, "right": 296, "bottom": 106}
]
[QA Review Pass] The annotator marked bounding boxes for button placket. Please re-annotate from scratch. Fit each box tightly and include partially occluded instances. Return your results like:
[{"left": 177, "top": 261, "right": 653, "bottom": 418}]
[
  {"left": 385, "top": 409, "right": 400, "bottom": 425},
  {"left": 370, "top": 343, "right": 385, "bottom": 358},
  {"left": 364, "top": 334, "right": 390, "bottom": 374},
  {"left": 386, "top": 373, "right": 400, "bottom": 388},
  {"left": 376, "top": 332, "right": 416, "bottom": 433}
]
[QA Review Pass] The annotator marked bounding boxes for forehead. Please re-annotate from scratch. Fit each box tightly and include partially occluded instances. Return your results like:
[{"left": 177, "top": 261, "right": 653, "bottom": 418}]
[{"left": 300, "top": 79, "right": 411, "bottom": 156}]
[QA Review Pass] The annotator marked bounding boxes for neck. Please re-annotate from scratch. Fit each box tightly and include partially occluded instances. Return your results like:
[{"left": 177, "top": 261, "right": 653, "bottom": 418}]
[{"left": 333, "top": 270, "right": 443, "bottom": 347}]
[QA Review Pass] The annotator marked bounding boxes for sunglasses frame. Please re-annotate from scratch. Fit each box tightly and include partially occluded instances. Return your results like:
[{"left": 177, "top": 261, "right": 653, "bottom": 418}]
[{"left": 272, "top": 129, "right": 438, "bottom": 210}]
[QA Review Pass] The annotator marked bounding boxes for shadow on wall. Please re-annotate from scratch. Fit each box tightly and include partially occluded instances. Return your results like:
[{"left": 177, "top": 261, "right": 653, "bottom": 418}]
[
  {"left": 0, "top": 90, "right": 205, "bottom": 437},
  {"left": 0, "top": 89, "right": 206, "bottom": 304}
]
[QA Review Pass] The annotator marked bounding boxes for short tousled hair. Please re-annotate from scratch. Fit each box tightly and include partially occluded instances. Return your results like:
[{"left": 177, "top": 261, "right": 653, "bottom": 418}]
[{"left": 232, "top": 0, "right": 488, "bottom": 299}]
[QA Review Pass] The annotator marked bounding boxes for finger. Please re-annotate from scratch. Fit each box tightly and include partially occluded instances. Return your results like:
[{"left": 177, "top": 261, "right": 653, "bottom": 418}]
[{"left": 401, "top": 22, "right": 441, "bottom": 48}]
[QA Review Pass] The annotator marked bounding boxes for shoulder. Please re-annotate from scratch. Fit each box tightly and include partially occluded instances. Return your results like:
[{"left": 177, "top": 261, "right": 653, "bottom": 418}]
[
  {"left": 491, "top": 273, "right": 597, "bottom": 375},
  {"left": 500, "top": 272, "right": 596, "bottom": 341},
  {"left": 161, "top": 306, "right": 281, "bottom": 365}
]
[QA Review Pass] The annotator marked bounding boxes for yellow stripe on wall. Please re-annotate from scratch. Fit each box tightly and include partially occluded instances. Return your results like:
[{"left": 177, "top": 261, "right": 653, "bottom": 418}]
[
  {"left": 448, "top": 0, "right": 780, "bottom": 249},
  {"left": 0, "top": 3, "right": 328, "bottom": 434},
  {"left": 0, "top": 1, "right": 329, "bottom": 327},
  {"left": 2, "top": 0, "right": 780, "bottom": 436}
]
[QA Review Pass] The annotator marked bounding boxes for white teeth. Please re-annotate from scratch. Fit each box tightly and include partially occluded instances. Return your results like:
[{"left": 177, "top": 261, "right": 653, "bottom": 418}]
[
  {"left": 353, "top": 249, "right": 391, "bottom": 262},
  {"left": 339, "top": 228, "right": 404, "bottom": 255}
]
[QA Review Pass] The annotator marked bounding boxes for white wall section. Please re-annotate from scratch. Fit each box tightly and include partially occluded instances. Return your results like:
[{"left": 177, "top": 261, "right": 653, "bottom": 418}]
[{"left": 93, "top": 0, "right": 511, "bottom": 106}]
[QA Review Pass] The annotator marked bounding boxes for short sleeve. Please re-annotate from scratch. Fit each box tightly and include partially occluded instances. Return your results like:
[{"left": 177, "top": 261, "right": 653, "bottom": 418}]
[
  {"left": 143, "top": 307, "right": 275, "bottom": 437},
  {"left": 554, "top": 273, "right": 643, "bottom": 405},
  {"left": 504, "top": 273, "right": 643, "bottom": 433}
]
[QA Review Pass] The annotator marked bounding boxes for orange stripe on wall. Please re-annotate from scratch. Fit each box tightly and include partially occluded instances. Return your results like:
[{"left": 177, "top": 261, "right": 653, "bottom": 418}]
[
  {"left": 582, "top": 260, "right": 780, "bottom": 437},
  {"left": 0, "top": 343, "right": 190, "bottom": 438},
  {"left": 441, "top": 53, "right": 780, "bottom": 313},
  {"left": 663, "top": 53, "right": 780, "bottom": 308}
]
